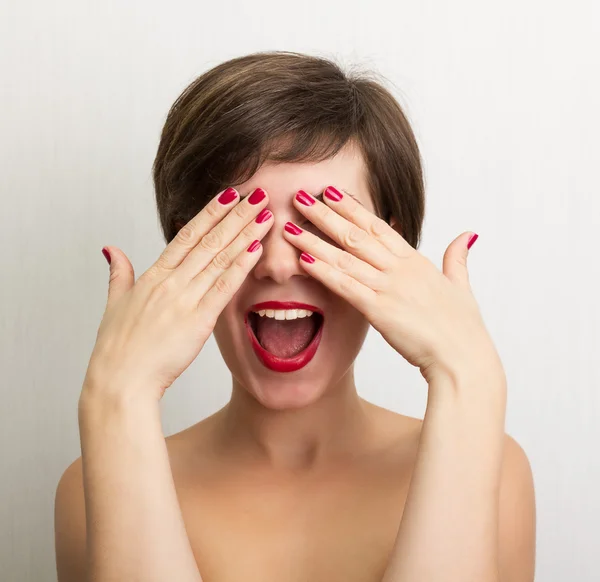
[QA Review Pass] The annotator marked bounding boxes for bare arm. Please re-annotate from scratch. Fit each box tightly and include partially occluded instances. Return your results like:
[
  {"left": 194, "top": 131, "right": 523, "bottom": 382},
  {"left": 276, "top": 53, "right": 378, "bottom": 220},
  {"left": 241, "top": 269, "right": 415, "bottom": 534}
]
[
  {"left": 54, "top": 391, "right": 202, "bottom": 582},
  {"left": 382, "top": 368, "right": 536, "bottom": 582},
  {"left": 273, "top": 182, "right": 536, "bottom": 581},
  {"left": 54, "top": 186, "right": 274, "bottom": 581},
  {"left": 76, "top": 389, "right": 201, "bottom": 582}
]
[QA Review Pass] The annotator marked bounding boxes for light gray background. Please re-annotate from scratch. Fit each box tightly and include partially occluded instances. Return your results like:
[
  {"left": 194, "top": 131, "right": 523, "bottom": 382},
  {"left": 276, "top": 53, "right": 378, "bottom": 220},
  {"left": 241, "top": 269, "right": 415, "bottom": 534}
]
[{"left": 1, "top": 0, "right": 598, "bottom": 580}]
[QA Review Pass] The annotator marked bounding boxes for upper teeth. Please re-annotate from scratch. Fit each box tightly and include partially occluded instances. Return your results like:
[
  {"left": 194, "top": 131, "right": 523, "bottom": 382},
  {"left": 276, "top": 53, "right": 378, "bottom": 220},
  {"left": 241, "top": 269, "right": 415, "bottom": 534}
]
[{"left": 253, "top": 309, "right": 314, "bottom": 320}]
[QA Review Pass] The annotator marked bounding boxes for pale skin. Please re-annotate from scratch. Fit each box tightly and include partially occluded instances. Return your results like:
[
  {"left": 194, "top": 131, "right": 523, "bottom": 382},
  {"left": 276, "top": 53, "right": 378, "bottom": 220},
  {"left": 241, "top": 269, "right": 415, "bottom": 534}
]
[{"left": 54, "top": 143, "right": 536, "bottom": 582}]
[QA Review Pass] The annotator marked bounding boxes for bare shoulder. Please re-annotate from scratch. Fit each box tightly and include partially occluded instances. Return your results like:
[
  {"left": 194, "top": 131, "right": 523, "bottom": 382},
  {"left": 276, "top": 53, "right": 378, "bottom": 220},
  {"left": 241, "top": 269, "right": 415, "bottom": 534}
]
[
  {"left": 54, "top": 456, "right": 86, "bottom": 582},
  {"left": 498, "top": 434, "right": 536, "bottom": 581},
  {"left": 367, "top": 407, "right": 536, "bottom": 580}
]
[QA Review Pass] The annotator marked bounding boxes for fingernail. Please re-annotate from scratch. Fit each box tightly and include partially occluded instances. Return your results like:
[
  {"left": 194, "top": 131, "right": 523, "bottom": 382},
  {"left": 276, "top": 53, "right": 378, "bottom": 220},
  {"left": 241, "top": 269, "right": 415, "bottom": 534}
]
[
  {"left": 296, "top": 190, "right": 315, "bottom": 206},
  {"left": 324, "top": 186, "right": 343, "bottom": 202},
  {"left": 255, "top": 208, "right": 272, "bottom": 224},
  {"left": 247, "top": 239, "right": 261, "bottom": 252},
  {"left": 218, "top": 188, "right": 238, "bottom": 205},
  {"left": 300, "top": 252, "right": 315, "bottom": 263},
  {"left": 101, "top": 247, "right": 111, "bottom": 265},
  {"left": 284, "top": 221, "right": 303, "bottom": 235},
  {"left": 248, "top": 188, "right": 266, "bottom": 205},
  {"left": 467, "top": 233, "right": 479, "bottom": 250}
]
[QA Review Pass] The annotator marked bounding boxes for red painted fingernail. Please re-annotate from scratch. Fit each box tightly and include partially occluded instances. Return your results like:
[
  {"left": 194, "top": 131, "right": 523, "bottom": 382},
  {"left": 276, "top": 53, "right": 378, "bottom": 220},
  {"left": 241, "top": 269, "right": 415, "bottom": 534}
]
[
  {"left": 101, "top": 247, "right": 111, "bottom": 265},
  {"left": 467, "top": 233, "right": 479, "bottom": 250},
  {"left": 248, "top": 188, "right": 266, "bottom": 205},
  {"left": 255, "top": 208, "right": 272, "bottom": 224},
  {"left": 300, "top": 252, "right": 315, "bottom": 263},
  {"left": 247, "top": 239, "right": 261, "bottom": 252},
  {"left": 284, "top": 221, "right": 303, "bottom": 235},
  {"left": 324, "top": 186, "right": 343, "bottom": 202},
  {"left": 218, "top": 188, "right": 237, "bottom": 205},
  {"left": 296, "top": 190, "right": 315, "bottom": 206}
]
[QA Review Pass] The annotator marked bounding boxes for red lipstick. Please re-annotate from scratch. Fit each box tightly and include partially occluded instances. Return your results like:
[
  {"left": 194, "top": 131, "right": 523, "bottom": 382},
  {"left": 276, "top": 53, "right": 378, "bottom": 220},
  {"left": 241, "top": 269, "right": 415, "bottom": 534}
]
[{"left": 244, "top": 301, "right": 324, "bottom": 373}]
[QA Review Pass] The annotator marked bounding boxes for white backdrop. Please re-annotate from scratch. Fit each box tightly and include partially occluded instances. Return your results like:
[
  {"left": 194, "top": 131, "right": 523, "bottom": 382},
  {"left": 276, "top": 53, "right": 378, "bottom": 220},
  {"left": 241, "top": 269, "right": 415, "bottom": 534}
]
[{"left": 1, "top": 0, "right": 599, "bottom": 580}]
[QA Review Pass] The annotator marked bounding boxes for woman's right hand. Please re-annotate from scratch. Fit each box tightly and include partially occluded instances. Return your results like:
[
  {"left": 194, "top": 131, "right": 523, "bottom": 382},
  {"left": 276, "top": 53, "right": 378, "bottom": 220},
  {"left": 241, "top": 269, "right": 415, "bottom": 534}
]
[{"left": 80, "top": 187, "right": 273, "bottom": 406}]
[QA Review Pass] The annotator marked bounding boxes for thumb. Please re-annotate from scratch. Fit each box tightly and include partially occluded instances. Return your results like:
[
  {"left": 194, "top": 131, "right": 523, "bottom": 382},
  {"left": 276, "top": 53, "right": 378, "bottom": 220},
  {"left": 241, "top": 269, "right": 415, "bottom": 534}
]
[
  {"left": 101, "top": 246, "right": 135, "bottom": 309},
  {"left": 442, "top": 232, "right": 478, "bottom": 289}
]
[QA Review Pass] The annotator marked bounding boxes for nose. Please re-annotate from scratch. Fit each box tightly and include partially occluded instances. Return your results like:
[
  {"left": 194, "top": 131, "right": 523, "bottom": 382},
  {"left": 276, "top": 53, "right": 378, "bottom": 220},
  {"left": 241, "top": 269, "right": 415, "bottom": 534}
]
[{"left": 251, "top": 218, "right": 309, "bottom": 284}]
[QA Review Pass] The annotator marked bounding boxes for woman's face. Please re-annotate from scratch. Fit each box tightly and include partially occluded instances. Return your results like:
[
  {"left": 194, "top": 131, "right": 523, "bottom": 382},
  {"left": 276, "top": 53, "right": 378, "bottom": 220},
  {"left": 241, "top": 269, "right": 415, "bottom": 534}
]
[{"left": 212, "top": 143, "right": 376, "bottom": 410}]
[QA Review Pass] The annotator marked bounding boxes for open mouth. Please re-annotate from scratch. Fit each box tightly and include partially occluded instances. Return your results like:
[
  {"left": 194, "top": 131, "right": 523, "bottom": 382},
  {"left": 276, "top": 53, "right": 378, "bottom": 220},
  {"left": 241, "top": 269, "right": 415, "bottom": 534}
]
[
  {"left": 248, "top": 310, "right": 324, "bottom": 357},
  {"left": 244, "top": 302, "right": 325, "bottom": 373}
]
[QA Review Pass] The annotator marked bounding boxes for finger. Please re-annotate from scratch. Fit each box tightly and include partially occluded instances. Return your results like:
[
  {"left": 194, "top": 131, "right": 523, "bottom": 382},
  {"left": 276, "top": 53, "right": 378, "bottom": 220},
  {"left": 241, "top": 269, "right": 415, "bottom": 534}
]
[
  {"left": 196, "top": 239, "right": 264, "bottom": 319},
  {"left": 320, "top": 186, "right": 414, "bottom": 258},
  {"left": 148, "top": 187, "right": 242, "bottom": 275},
  {"left": 186, "top": 207, "right": 273, "bottom": 298},
  {"left": 102, "top": 246, "right": 135, "bottom": 310},
  {"left": 443, "top": 231, "right": 476, "bottom": 290},
  {"left": 282, "top": 221, "right": 384, "bottom": 290},
  {"left": 296, "top": 250, "right": 377, "bottom": 317},
  {"left": 168, "top": 188, "right": 270, "bottom": 286},
  {"left": 293, "top": 189, "right": 392, "bottom": 270}
]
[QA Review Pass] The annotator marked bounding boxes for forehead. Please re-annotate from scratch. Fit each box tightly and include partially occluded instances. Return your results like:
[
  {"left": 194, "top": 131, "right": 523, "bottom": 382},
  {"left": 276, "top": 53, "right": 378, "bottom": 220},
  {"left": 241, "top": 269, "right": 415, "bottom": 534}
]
[{"left": 234, "top": 142, "right": 374, "bottom": 212}]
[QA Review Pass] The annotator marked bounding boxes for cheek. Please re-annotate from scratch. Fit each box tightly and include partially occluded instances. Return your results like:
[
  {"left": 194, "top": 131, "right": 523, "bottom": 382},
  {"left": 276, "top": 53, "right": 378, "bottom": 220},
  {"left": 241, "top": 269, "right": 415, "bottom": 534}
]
[
  {"left": 325, "top": 304, "right": 370, "bottom": 354},
  {"left": 213, "top": 306, "right": 239, "bottom": 346}
]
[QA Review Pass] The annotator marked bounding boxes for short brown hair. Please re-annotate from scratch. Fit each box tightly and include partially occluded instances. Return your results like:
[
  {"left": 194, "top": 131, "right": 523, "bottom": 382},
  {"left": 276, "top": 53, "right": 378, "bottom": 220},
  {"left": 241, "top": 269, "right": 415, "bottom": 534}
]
[{"left": 152, "top": 51, "right": 425, "bottom": 248}]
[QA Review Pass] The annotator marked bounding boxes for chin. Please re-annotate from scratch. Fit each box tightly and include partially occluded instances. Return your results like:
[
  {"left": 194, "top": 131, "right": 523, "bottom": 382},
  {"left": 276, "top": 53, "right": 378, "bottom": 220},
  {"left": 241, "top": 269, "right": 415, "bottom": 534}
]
[{"left": 246, "top": 378, "right": 328, "bottom": 411}]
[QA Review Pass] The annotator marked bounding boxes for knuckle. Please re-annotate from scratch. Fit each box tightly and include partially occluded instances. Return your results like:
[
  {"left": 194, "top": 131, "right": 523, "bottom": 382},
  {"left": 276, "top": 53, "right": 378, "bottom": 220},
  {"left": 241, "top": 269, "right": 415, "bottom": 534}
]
[
  {"left": 316, "top": 205, "right": 330, "bottom": 221},
  {"left": 200, "top": 229, "right": 222, "bottom": 251},
  {"left": 213, "top": 249, "right": 233, "bottom": 270},
  {"left": 152, "top": 254, "right": 171, "bottom": 272},
  {"left": 239, "top": 225, "right": 255, "bottom": 244},
  {"left": 343, "top": 226, "right": 366, "bottom": 248},
  {"left": 138, "top": 266, "right": 157, "bottom": 284},
  {"left": 176, "top": 225, "right": 196, "bottom": 244},
  {"left": 368, "top": 218, "right": 388, "bottom": 238},
  {"left": 146, "top": 257, "right": 176, "bottom": 282},
  {"left": 233, "top": 203, "right": 249, "bottom": 219},
  {"left": 339, "top": 276, "right": 357, "bottom": 296},
  {"left": 233, "top": 252, "right": 249, "bottom": 269},
  {"left": 152, "top": 274, "right": 176, "bottom": 297},
  {"left": 214, "top": 276, "right": 233, "bottom": 296},
  {"left": 335, "top": 251, "right": 354, "bottom": 272},
  {"left": 205, "top": 202, "right": 222, "bottom": 219}
]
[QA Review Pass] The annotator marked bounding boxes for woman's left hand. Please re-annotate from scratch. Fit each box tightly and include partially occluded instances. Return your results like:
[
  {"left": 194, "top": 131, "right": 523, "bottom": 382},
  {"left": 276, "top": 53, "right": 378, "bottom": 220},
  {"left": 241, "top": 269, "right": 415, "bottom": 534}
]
[{"left": 283, "top": 186, "right": 504, "bottom": 384}]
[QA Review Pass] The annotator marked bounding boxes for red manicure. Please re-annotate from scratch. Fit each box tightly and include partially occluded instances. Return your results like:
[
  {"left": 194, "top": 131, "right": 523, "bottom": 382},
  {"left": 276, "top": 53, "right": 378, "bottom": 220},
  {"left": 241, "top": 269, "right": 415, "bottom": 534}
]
[
  {"left": 218, "top": 188, "right": 237, "bottom": 205},
  {"left": 324, "top": 186, "right": 343, "bottom": 201},
  {"left": 300, "top": 252, "right": 315, "bottom": 263},
  {"left": 248, "top": 188, "right": 266, "bottom": 205},
  {"left": 284, "top": 221, "right": 303, "bottom": 235},
  {"left": 296, "top": 190, "right": 315, "bottom": 206},
  {"left": 247, "top": 240, "right": 261, "bottom": 252},
  {"left": 467, "top": 233, "right": 479, "bottom": 249},
  {"left": 255, "top": 208, "right": 272, "bottom": 224},
  {"left": 101, "top": 247, "right": 111, "bottom": 265}
]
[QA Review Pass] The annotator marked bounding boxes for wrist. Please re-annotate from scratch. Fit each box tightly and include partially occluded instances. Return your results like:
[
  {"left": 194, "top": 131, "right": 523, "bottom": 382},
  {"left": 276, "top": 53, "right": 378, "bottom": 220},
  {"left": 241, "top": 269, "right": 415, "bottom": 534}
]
[
  {"left": 422, "top": 340, "right": 506, "bottom": 388},
  {"left": 79, "top": 377, "right": 160, "bottom": 425},
  {"left": 424, "top": 353, "right": 507, "bottom": 409},
  {"left": 425, "top": 373, "right": 508, "bottom": 440}
]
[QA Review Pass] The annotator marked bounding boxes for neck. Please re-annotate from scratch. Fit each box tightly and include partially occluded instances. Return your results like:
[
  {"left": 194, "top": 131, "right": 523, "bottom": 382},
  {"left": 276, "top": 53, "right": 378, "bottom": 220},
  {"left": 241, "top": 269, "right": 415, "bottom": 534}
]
[{"left": 213, "top": 367, "right": 374, "bottom": 471}]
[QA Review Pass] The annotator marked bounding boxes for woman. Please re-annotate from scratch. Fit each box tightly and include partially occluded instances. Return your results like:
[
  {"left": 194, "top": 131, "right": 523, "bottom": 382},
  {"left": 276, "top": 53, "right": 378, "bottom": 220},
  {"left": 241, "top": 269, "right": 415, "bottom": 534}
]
[{"left": 54, "top": 52, "right": 536, "bottom": 581}]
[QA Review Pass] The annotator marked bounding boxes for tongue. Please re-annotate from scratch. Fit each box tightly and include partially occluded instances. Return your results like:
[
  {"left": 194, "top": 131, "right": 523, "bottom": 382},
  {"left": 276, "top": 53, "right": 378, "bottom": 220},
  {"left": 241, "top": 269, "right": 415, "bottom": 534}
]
[{"left": 255, "top": 316, "right": 317, "bottom": 358}]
